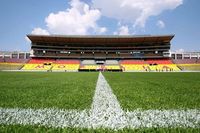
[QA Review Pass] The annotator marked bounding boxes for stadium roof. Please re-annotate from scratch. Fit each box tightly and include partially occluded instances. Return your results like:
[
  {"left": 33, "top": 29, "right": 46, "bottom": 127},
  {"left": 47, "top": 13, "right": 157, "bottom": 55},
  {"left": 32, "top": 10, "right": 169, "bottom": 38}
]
[{"left": 27, "top": 34, "right": 174, "bottom": 46}]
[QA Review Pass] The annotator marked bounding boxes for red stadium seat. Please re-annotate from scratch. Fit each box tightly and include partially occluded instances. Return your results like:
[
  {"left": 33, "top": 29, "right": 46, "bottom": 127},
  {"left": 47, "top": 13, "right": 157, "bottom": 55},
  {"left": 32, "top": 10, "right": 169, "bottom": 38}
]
[
  {"left": 145, "top": 59, "right": 173, "bottom": 64},
  {"left": 28, "top": 58, "right": 55, "bottom": 64},
  {"left": 56, "top": 59, "right": 80, "bottom": 64},
  {"left": 120, "top": 60, "right": 145, "bottom": 64}
]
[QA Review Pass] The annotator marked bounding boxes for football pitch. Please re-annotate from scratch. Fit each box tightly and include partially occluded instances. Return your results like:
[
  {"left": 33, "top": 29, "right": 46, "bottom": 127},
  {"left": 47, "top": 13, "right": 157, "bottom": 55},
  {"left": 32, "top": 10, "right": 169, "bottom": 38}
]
[
  {"left": 0, "top": 72, "right": 200, "bottom": 132},
  {"left": 104, "top": 72, "right": 200, "bottom": 110},
  {"left": 0, "top": 72, "right": 98, "bottom": 109}
]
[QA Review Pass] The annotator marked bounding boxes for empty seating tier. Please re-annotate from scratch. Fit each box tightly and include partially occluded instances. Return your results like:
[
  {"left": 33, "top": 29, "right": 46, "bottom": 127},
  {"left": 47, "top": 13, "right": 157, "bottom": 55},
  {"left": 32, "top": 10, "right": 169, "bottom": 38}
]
[
  {"left": 28, "top": 59, "right": 55, "bottom": 64},
  {"left": 121, "top": 59, "right": 180, "bottom": 72},
  {"left": 176, "top": 64, "right": 200, "bottom": 71},
  {"left": 121, "top": 65, "right": 147, "bottom": 71},
  {"left": 81, "top": 60, "right": 96, "bottom": 65},
  {"left": 172, "top": 59, "right": 200, "bottom": 71},
  {"left": 120, "top": 60, "right": 145, "bottom": 64},
  {"left": 56, "top": 60, "right": 80, "bottom": 64},
  {"left": 173, "top": 59, "right": 198, "bottom": 64},
  {"left": 22, "top": 64, "right": 52, "bottom": 71},
  {"left": 0, "top": 58, "right": 29, "bottom": 70},
  {"left": 148, "top": 65, "right": 180, "bottom": 71},
  {"left": 52, "top": 64, "right": 79, "bottom": 71},
  {"left": 21, "top": 59, "right": 80, "bottom": 71},
  {"left": 1, "top": 58, "right": 29, "bottom": 63},
  {"left": 20, "top": 58, "right": 183, "bottom": 72},
  {"left": 105, "top": 60, "right": 119, "bottom": 65},
  {"left": 104, "top": 65, "right": 121, "bottom": 70},
  {"left": 0, "top": 58, "right": 4, "bottom": 63},
  {"left": 145, "top": 59, "right": 173, "bottom": 64},
  {"left": 0, "top": 63, "right": 24, "bottom": 70},
  {"left": 79, "top": 65, "right": 122, "bottom": 71},
  {"left": 121, "top": 64, "right": 180, "bottom": 72},
  {"left": 79, "top": 65, "right": 101, "bottom": 70}
]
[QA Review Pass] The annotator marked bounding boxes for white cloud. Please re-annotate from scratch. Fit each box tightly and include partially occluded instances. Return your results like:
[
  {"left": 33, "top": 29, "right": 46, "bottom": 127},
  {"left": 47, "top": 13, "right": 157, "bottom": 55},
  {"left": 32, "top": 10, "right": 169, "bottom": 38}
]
[
  {"left": 93, "top": 0, "right": 183, "bottom": 28},
  {"left": 44, "top": 0, "right": 105, "bottom": 35},
  {"left": 25, "top": 37, "right": 31, "bottom": 43},
  {"left": 157, "top": 20, "right": 165, "bottom": 29},
  {"left": 26, "top": 28, "right": 49, "bottom": 43},
  {"left": 175, "top": 48, "right": 185, "bottom": 53},
  {"left": 97, "top": 27, "right": 107, "bottom": 34},
  {"left": 31, "top": 28, "right": 50, "bottom": 35},
  {"left": 30, "top": 0, "right": 106, "bottom": 35},
  {"left": 114, "top": 25, "right": 130, "bottom": 35}
]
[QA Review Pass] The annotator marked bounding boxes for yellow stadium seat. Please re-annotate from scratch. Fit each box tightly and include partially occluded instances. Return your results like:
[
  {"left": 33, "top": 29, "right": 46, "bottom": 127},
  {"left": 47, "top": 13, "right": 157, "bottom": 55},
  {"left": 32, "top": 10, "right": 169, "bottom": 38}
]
[
  {"left": 22, "top": 63, "right": 80, "bottom": 71},
  {"left": 121, "top": 64, "right": 147, "bottom": 71},
  {"left": 177, "top": 64, "right": 200, "bottom": 71},
  {"left": 104, "top": 65, "right": 121, "bottom": 70},
  {"left": 148, "top": 65, "right": 180, "bottom": 71},
  {"left": 52, "top": 64, "right": 79, "bottom": 71},
  {"left": 121, "top": 64, "right": 180, "bottom": 72},
  {"left": 80, "top": 65, "right": 101, "bottom": 70},
  {"left": 22, "top": 64, "right": 52, "bottom": 70},
  {"left": 0, "top": 63, "right": 24, "bottom": 70}
]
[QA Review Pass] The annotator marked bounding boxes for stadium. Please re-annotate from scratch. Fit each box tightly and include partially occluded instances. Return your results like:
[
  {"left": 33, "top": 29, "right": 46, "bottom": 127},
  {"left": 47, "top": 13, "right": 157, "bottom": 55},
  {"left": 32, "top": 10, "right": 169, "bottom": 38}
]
[
  {"left": 0, "top": 34, "right": 200, "bottom": 132},
  {"left": 1, "top": 34, "right": 200, "bottom": 72}
]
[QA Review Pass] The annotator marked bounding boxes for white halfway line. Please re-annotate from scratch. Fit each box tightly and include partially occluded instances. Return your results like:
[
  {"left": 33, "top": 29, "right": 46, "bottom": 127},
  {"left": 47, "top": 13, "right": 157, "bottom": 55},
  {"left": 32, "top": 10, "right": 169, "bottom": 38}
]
[
  {"left": 89, "top": 72, "right": 127, "bottom": 129},
  {"left": 0, "top": 72, "right": 200, "bottom": 129}
]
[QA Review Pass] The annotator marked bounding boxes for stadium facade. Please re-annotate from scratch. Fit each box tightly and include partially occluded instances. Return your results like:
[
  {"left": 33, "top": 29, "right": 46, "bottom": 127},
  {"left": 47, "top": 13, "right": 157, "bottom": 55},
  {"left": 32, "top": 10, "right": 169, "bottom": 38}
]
[{"left": 27, "top": 35, "right": 173, "bottom": 59}]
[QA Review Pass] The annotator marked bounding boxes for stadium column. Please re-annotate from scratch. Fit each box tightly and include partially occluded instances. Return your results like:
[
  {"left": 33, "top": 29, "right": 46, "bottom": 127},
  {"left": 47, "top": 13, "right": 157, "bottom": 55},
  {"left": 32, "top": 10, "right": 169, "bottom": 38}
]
[
  {"left": 24, "top": 52, "right": 26, "bottom": 59},
  {"left": 17, "top": 53, "right": 19, "bottom": 59}
]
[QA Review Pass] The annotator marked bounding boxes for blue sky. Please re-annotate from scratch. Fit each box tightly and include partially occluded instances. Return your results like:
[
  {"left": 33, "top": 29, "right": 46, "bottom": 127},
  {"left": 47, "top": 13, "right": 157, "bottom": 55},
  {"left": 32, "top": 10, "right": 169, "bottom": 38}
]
[{"left": 0, "top": 0, "right": 199, "bottom": 52}]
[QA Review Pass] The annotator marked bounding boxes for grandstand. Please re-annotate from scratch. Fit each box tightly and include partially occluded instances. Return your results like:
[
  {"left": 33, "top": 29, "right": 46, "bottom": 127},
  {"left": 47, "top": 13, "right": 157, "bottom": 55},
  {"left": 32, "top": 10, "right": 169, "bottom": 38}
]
[
  {"left": 171, "top": 52, "right": 200, "bottom": 71},
  {"left": 1, "top": 35, "right": 200, "bottom": 72},
  {"left": 0, "top": 52, "right": 29, "bottom": 70},
  {"left": 24, "top": 34, "right": 179, "bottom": 72}
]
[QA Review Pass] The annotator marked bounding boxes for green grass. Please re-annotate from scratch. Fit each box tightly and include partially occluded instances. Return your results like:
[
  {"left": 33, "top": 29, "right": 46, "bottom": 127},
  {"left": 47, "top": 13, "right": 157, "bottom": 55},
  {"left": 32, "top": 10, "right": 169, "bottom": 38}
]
[
  {"left": 1, "top": 125, "right": 199, "bottom": 133},
  {"left": 103, "top": 72, "right": 200, "bottom": 110},
  {"left": 1, "top": 72, "right": 200, "bottom": 132},
  {"left": 0, "top": 72, "right": 98, "bottom": 109}
]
